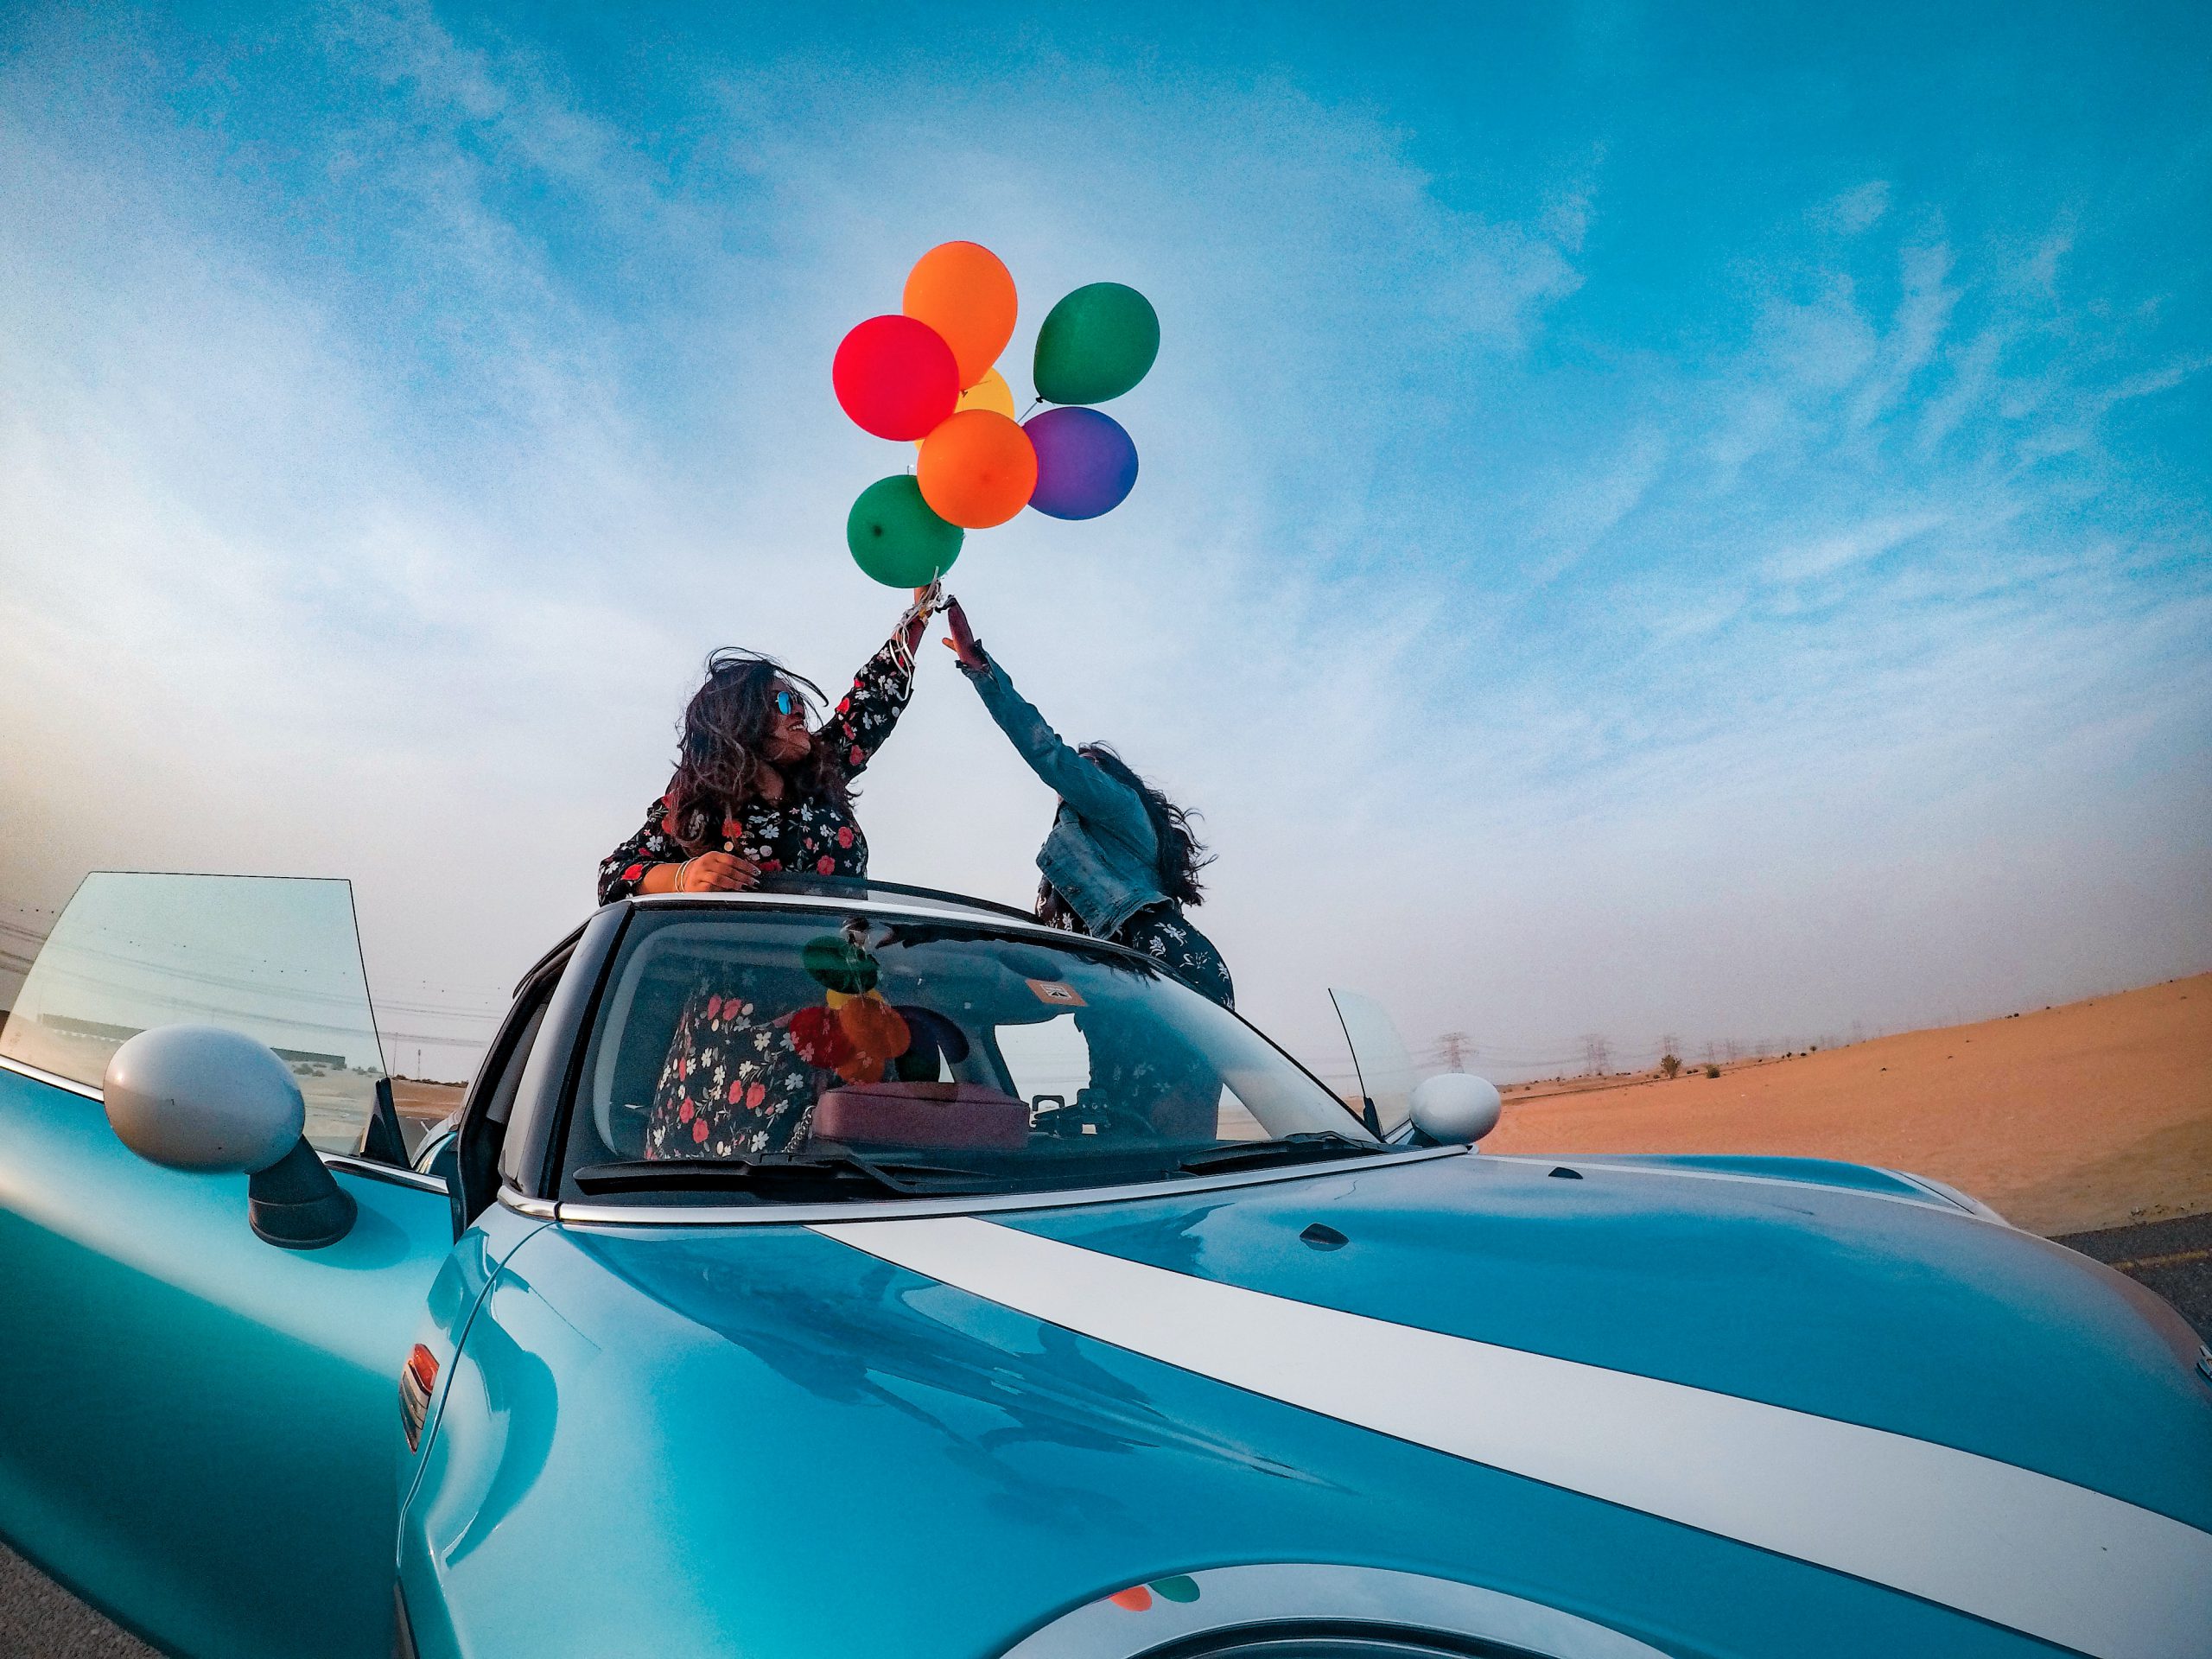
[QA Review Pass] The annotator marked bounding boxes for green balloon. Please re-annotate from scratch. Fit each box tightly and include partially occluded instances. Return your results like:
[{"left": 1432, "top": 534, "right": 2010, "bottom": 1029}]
[
  {"left": 1033, "top": 283, "right": 1160, "bottom": 405},
  {"left": 802, "top": 934, "right": 878, "bottom": 995},
  {"left": 846, "top": 475, "right": 963, "bottom": 588}
]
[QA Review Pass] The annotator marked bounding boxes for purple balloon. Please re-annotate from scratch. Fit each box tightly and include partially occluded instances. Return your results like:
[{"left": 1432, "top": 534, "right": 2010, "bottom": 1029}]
[{"left": 1023, "top": 406, "right": 1138, "bottom": 520}]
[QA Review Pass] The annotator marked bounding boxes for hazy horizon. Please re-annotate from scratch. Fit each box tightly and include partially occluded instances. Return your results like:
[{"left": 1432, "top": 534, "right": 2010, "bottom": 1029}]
[{"left": 3, "top": 2, "right": 2208, "bottom": 1087}]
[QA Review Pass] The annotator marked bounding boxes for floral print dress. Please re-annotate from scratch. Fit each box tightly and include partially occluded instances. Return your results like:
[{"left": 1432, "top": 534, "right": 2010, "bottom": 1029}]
[
  {"left": 1034, "top": 899, "right": 1234, "bottom": 1145},
  {"left": 596, "top": 629, "right": 917, "bottom": 906},
  {"left": 1047, "top": 899, "right": 1236, "bottom": 1011},
  {"left": 1047, "top": 899, "right": 1237, "bottom": 1145},
  {"left": 645, "top": 984, "right": 823, "bottom": 1157}
]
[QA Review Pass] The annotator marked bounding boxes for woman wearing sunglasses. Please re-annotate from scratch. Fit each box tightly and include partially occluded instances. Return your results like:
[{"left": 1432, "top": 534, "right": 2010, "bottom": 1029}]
[
  {"left": 596, "top": 593, "right": 937, "bottom": 903},
  {"left": 938, "top": 596, "right": 1234, "bottom": 1010}
]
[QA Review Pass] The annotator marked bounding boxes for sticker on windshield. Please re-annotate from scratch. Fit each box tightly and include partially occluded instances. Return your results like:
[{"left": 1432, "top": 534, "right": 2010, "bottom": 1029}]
[{"left": 1027, "top": 979, "right": 1086, "bottom": 1007}]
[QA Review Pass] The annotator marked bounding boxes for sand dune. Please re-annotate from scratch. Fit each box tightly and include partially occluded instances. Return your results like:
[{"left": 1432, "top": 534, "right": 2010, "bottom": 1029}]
[{"left": 1484, "top": 974, "right": 2212, "bottom": 1236}]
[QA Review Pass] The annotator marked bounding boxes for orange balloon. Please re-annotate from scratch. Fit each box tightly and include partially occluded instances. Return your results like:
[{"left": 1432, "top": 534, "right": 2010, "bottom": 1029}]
[
  {"left": 903, "top": 241, "right": 1017, "bottom": 390},
  {"left": 830, "top": 992, "right": 909, "bottom": 1084},
  {"left": 912, "top": 367, "right": 1017, "bottom": 454},
  {"left": 918, "top": 410, "right": 1037, "bottom": 529},
  {"left": 835, "top": 993, "right": 911, "bottom": 1065}
]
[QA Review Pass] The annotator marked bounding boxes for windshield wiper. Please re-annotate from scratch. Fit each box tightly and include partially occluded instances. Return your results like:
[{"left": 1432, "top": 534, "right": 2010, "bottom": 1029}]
[
  {"left": 571, "top": 1152, "right": 985, "bottom": 1200},
  {"left": 1172, "top": 1131, "right": 1385, "bottom": 1177}
]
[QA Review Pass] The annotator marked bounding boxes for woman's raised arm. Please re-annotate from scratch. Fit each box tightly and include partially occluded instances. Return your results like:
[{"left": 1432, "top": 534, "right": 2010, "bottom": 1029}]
[
  {"left": 816, "top": 593, "right": 934, "bottom": 779},
  {"left": 941, "top": 598, "right": 1155, "bottom": 848}
]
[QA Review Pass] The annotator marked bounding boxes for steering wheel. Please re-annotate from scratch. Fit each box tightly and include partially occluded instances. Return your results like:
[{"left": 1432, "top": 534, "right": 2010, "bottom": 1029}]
[{"left": 1030, "top": 1096, "right": 1156, "bottom": 1143}]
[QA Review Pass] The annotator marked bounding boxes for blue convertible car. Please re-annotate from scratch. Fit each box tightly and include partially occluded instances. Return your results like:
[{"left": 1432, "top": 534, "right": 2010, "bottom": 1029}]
[{"left": 2, "top": 872, "right": 2208, "bottom": 1659}]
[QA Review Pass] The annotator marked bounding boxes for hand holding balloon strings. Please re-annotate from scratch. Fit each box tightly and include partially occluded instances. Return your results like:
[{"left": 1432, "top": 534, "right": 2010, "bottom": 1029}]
[{"left": 890, "top": 581, "right": 944, "bottom": 674}]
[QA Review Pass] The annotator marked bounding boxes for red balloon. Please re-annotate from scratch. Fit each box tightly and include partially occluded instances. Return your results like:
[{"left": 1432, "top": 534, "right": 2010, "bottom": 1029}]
[
  {"left": 789, "top": 1005, "right": 853, "bottom": 1070},
  {"left": 833, "top": 315, "right": 959, "bottom": 440}
]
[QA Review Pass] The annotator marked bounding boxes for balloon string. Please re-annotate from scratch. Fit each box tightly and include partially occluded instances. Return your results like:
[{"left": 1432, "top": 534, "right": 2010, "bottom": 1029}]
[{"left": 1024, "top": 397, "right": 1043, "bottom": 415}]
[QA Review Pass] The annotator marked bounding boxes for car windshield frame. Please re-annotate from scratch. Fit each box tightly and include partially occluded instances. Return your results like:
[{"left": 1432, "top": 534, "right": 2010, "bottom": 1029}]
[{"left": 544, "top": 894, "right": 1382, "bottom": 1209}]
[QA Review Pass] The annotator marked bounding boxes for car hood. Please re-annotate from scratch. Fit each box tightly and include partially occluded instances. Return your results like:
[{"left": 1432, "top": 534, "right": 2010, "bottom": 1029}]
[
  {"left": 599, "top": 1147, "right": 2210, "bottom": 1527},
  {"left": 407, "top": 1151, "right": 2212, "bottom": 1659}
]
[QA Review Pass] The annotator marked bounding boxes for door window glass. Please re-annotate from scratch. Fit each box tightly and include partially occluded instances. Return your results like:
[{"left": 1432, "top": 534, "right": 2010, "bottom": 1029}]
[
  {"left": 1330, "top": 988, "right": 1418, "bottom": 1136},
  {"left": 0, "top": 873, "right": 388, "bottom": 1153}
]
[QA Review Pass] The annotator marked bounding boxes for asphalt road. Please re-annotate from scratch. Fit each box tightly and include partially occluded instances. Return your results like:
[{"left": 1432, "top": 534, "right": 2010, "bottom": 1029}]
[
  {"left": 2054, "top": 1210, "right": 2212, "bottom": 1342},
  {"left": 0, "top": 1542, "right": 156, "bottom": 1659},
  {"left": 3, "top": 1217, "right": 2207, "bottom": 1658}
]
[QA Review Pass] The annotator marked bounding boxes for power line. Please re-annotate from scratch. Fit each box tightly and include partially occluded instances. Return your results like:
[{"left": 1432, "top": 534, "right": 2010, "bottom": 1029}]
[{"left": 2, "top": 921, "right": 505, "bottom": 1025}]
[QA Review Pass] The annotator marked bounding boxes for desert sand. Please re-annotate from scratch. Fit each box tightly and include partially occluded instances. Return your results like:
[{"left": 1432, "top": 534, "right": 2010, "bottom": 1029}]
[
  {"left": 391, "top": 1078, "right": 465, "bottom": 1131},
  {"left": 1485, "top": 974, "right": 2212, "bottom": 1236}
]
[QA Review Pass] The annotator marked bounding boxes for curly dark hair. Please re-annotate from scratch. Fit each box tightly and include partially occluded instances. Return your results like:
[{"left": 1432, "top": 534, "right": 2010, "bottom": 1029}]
[
  {"left": 1038, "top": 742, "right": 1214, "bottom": 928},
  {"left": 664, "top": 648, "right": 849, "bottom": 855}
]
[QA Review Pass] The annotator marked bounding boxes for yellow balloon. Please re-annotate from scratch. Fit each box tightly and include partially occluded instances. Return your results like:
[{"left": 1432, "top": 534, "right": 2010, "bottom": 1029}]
[{"left": 914, "top": 367, "right": 1015, "bottom": 450}]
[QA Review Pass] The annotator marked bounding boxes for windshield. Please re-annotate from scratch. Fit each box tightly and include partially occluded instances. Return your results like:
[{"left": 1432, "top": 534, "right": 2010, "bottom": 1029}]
[{"left": 557, "top": 906, "right": 1376, "bottom": 1203}]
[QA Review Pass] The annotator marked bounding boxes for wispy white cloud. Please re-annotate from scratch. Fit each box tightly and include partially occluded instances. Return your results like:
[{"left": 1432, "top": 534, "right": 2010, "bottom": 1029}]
[
  {"left": 1913, "top": 326, "right": 2006, "bottom": 458},
  {"left": 1526, "top": 428, "right": 1668, "bottom": 582},
  {"left": 1758, "top": 511, "right": 1948, "bottom": 585},
  {"left": 2015, "top": 218, "right": 2075, "bottom": 298},
  {"left": 1847, "top": 239, "right": 1959, "bottom": 429},
  {"left": 1814, "top": 180, "right": 1891, "bottom": 235}
]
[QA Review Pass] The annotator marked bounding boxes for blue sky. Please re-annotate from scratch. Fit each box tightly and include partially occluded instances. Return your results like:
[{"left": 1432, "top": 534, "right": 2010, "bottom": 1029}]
[{"left": 2, "top": 1, "right": 2207, "bottom": 1080}]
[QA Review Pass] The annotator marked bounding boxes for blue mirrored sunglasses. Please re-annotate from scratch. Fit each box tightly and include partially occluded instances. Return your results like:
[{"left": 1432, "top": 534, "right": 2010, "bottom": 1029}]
[{"left": 773, "top": 690, "right": 802, "bottom": 717}]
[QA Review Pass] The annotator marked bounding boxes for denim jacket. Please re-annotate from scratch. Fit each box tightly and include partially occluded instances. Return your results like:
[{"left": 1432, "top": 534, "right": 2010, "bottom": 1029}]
[{"left": 961, "top": 649, "right": 1168, "bottom": 938}]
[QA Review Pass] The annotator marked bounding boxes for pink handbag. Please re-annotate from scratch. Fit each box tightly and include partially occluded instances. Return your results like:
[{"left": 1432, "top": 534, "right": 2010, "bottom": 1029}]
[{"left": 813, "top": 1080, "right": 1030, "bottom": 1150}]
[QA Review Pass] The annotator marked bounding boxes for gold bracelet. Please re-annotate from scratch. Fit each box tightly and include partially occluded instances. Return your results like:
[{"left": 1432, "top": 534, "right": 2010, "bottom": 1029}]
[{"left": 671, "top": 858, "right": 691, "bottom": 893}]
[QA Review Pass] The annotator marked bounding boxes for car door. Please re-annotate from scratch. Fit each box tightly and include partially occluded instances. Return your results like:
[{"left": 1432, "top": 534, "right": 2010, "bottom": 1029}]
[{"left": 0, "top": 872, "right": 473, "bottom": 1659}]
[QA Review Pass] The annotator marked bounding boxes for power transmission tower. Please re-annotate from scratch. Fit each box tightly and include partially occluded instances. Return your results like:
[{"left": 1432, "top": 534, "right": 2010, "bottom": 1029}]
[
  {"left": 1437, "top": 1030, "right": 1472, "bottom": 1071},
  {"left": 1579, "top": 1033, "right": 1612, "bottom": 1077}
]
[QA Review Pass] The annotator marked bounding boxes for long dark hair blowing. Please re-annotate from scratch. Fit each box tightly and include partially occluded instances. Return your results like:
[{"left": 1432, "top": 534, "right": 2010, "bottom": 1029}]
[
  {"left": 664, "top": 648, "right": 847, "bottom": 854},
  {"left": 1039, "top": 743, "right": 1215, "bottom": 927}
]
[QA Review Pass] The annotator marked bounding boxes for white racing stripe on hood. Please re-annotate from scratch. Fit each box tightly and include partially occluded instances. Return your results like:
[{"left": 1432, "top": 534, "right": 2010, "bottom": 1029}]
[{"left": 811, "top": 1214, "right": 2212, "bottom": 1659}]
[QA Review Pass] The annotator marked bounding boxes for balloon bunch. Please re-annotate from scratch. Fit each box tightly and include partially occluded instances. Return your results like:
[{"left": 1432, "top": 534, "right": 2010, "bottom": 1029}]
[
  {"left": 788, "top": 931, "right": 911, "bottom": 1084},
  {"left": 835, "top": 241, "right": 1160, "bottom": 587},
  {"left": 787, "top": 929, "right": 970, "bottom": 1085}
]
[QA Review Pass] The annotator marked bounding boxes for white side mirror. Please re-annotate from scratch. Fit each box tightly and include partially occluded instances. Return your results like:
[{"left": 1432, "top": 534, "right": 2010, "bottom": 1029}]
[
  {"left": 1408, "top": 1073, "right": 1502, "bottom": 1147},
  {"left": 105, "top": 1025, "right": 355, "bottom": 1249},
  {"left": 106, "top": 1025, "right": 304, "bottom": 1172}
]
